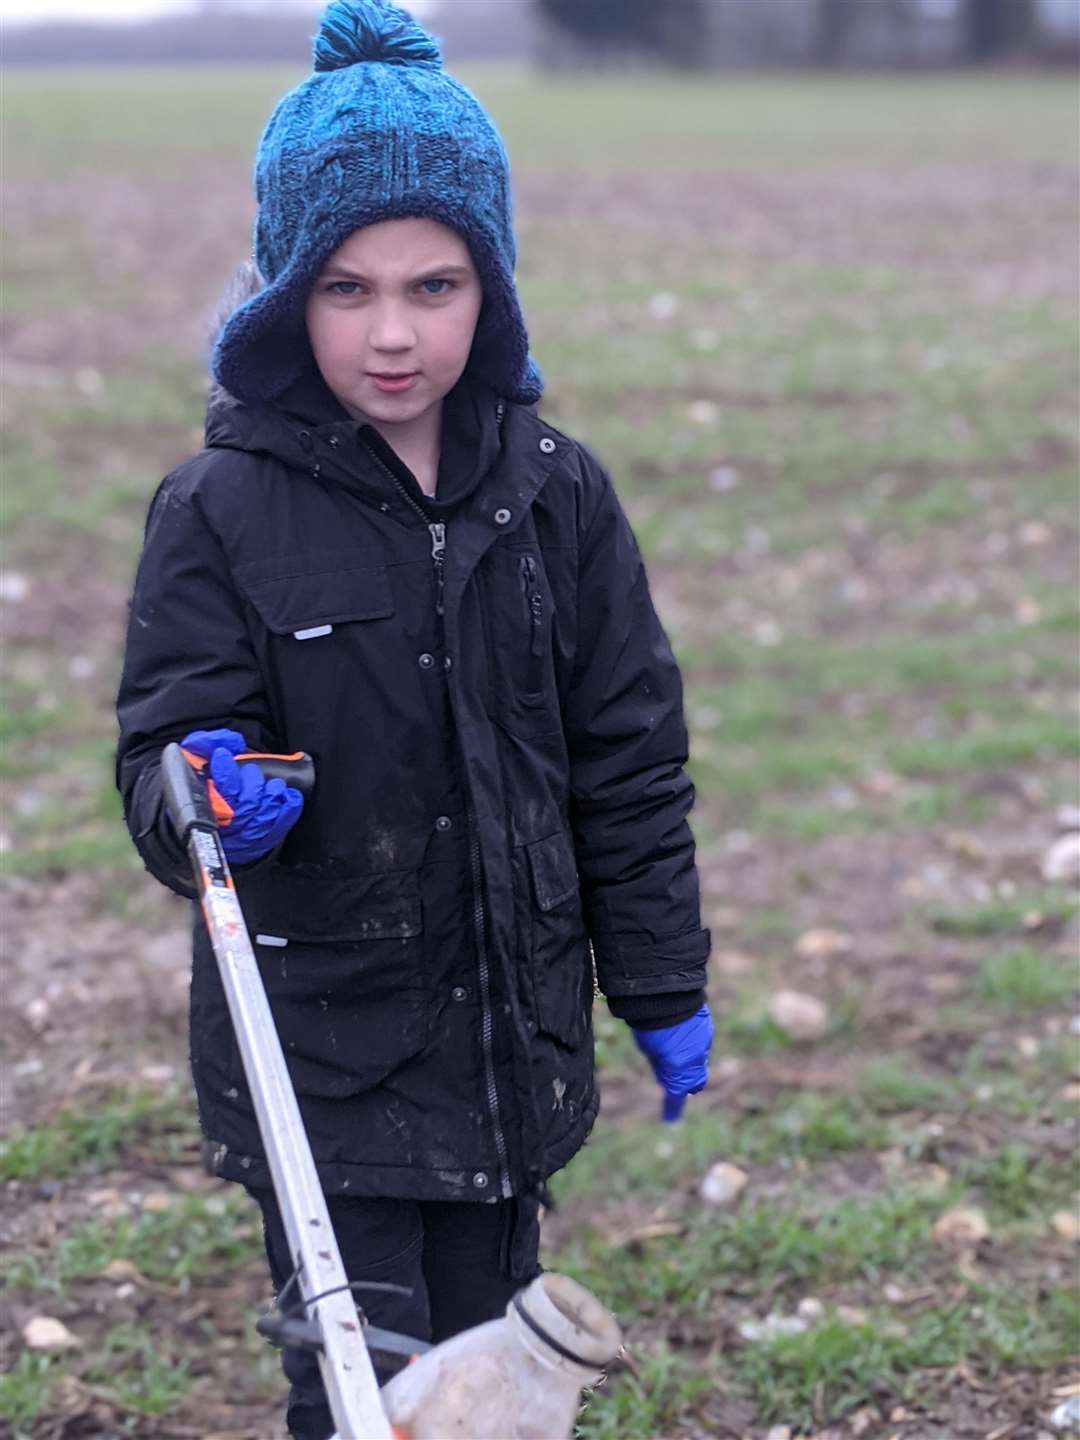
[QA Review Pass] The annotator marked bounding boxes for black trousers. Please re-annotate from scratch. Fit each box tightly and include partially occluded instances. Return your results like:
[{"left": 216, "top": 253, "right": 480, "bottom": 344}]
[{"left": 247, "top": 1187, "right": 543, "bottom": 1440}]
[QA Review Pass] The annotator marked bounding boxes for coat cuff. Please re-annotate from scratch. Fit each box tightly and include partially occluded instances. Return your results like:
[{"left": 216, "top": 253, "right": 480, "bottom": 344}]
[
  {"left": 592, "top": 926, "right": 710, "bottom": 999},
  {"left": 607, "top": 988, "right": 706, "bottom": 1029}
]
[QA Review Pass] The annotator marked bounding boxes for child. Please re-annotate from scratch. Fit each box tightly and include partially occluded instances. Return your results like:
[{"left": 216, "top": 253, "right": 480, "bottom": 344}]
[{"left": 116, "top": 3, "right": 712, "bottom": 1435}]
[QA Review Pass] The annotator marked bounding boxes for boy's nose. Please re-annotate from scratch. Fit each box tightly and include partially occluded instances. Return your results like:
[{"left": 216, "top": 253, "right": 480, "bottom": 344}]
[{"left": 369, "top": 303, "right": 416, "bottom": 352}]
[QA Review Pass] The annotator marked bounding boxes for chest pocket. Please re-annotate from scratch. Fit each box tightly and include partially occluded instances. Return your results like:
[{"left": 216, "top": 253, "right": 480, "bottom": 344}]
[
  {"left": 484, "top": 545, "right": 560, "bottom": 737},
  {"left": 235, "top": 549, "right": 394, "bottom": 638}
]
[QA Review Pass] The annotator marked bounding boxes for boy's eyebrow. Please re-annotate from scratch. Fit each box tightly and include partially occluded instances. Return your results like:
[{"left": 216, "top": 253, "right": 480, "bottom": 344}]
[{"left": 320, "top": 262, "right": 473, "bottom": 282}]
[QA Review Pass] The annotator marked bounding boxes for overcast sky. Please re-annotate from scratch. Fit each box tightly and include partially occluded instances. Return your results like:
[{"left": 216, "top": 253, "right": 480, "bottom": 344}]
[
  {"left": 3, "top": 0, "right": 192, "bottom": 19},
  {"left": 2, "top": 0, "right": 1075, "bottom": 33},
  {"left": 2, "top": 0, "right": 437, "bottom": 23}
]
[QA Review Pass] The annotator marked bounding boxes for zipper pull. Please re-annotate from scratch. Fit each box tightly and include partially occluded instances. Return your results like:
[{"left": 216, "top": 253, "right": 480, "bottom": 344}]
[
  {"left": 429, "top": 522, "right": 446, "bottom": 617},
  {"left": 529, "top": 593, "right": 544, "bottom": 657},
  {"left": 520, "top": 555, "right": 544, "bottom": 657}
]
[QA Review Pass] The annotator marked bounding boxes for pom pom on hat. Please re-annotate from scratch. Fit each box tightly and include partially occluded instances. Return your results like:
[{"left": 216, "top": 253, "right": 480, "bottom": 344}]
[{"left": 313, "top": 0, "right": 442, "bottom": 71}]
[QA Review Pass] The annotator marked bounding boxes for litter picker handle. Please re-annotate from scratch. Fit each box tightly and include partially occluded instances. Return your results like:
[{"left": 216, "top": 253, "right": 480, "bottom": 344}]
[
  {"left": 233, "top": 751, "right": 316, "bottom": 795},
  {"left": 180, "top": 747, "right": 316, "bottom": 797},
  {"left": 162, "top": 744, "right": 315, "bottom": 842}
]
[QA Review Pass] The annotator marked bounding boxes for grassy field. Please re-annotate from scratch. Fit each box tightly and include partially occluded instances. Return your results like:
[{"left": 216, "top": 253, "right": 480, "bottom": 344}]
[{"left": 2, "top": 64, "right": 1078, "bottom": 1439}]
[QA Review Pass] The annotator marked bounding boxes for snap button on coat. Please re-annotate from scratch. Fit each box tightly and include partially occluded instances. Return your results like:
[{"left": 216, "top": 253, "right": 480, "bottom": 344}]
[
  {"left": 539, "top": 437, "right": 556, "bottom": 454},
  {"left": 494, "top": 507, "right": 511, "bottom": 525}
]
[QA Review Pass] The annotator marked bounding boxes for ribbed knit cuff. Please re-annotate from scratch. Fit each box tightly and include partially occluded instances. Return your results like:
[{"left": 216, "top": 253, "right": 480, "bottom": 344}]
[{"left": 607, "top": 989, "right": 706, "bottom": 1031}]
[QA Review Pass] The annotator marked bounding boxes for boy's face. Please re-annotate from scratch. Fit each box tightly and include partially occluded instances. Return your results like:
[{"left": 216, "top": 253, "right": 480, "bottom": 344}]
[{"left": 305, "top": 217, "right": 483, "bottom": 439}]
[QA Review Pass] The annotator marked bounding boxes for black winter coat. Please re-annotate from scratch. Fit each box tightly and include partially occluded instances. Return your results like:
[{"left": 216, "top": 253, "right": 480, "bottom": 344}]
[{"left": 116, "top": 377, "right": 710, "bottom": 1203}]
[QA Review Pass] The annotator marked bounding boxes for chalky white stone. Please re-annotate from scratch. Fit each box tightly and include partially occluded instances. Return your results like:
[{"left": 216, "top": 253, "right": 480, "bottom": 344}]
[{"left": 699, "top": 1161, "right": 749, "bottom": 1207}]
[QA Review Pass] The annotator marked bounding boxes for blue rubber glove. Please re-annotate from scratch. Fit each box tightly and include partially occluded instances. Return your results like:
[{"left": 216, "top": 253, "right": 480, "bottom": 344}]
[
  {"left": 633, "top": 1005, "right": 714, "bottom": 1124},
  {"left": 179, "top": 728, "right": 304, "bottom": 864}
]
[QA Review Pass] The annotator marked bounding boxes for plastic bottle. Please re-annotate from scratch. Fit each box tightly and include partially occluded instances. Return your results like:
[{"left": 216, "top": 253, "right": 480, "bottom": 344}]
[{"left": 380, "top": 1272, "right": 622, "bottom": 1440}]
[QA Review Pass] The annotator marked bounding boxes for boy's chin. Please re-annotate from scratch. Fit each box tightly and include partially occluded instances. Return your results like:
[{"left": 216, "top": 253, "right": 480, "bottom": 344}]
[{"left": 344, "top": 383, "right": 449, "bottom": 431}]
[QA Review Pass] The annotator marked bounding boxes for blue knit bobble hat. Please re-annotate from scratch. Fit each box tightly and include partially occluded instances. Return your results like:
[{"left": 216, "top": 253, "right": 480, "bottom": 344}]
[{"left": 212, "top": 0, "right": 542, "bottom": 407}]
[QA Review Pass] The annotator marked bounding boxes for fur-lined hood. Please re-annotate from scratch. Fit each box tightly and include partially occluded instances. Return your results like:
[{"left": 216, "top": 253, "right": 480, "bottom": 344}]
[{"left": 205, "top": 258, "right": 265, "bottom": 419}]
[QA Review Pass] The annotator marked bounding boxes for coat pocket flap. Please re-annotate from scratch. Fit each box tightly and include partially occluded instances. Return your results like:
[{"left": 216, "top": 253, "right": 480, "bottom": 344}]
[
  {"left": 237, "top": 557, "right": 394, "bottom": 636},
  {"left": 239, "top": 867, "right": 421, "bottom": 942},
  {"left": 525, "top": 830, "right": 580, "bottom": 912}
]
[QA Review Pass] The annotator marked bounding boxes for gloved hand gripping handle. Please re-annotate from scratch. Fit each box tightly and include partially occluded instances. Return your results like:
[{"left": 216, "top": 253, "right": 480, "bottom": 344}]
[{"left": 162, "top": 743, "right": 314, "bottom": 842}]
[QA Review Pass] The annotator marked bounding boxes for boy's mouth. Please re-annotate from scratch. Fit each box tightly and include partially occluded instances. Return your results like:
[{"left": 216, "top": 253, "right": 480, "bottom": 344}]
[{"left": 369, "top": 372, "right": 419, "bottom": 394}]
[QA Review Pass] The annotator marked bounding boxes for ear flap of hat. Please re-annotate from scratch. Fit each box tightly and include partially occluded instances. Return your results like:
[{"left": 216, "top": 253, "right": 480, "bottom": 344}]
[
  {"left": 212, "top": 248, "right": 322, "bottom": 404},
  {"left": 465, "top": 230, "right": 544, "bottom": 407}
]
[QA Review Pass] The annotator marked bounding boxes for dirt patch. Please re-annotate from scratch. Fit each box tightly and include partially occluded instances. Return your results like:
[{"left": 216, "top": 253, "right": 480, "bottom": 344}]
[
  {"left": 4, "top": 875, "right": 189, "bottom": 1130},
  {"left": 3, "top": 164, "right": 252, "bottom": 372},
  {"left": 519, "top": 162, "right": 1080, "bottom": 298}
]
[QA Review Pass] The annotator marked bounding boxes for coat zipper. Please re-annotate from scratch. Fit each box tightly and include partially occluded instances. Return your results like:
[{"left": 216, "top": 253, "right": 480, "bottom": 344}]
[
  {"left": 519, "top": 555, "right": 544, "bottom": 658},
  {"left": 430, "top": 522, "right": 446, "bottom": 615},
  {"left": 467, "top": 803, "right": 512, "bottom": 1198},
  {"left": 365, "top": 447, "right": 447, "bottom": 617},
  {"left": 364, "top": 436, "right": 512, "bottom": 1198}
]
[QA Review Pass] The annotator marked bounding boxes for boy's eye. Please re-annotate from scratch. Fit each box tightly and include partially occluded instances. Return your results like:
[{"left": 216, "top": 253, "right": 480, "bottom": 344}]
[
  {"left": 329, "top": 280, "right": 361, "bottom": 296},
  {"left": 419, "top": 278, "right": 453, "bottom": 295}
]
